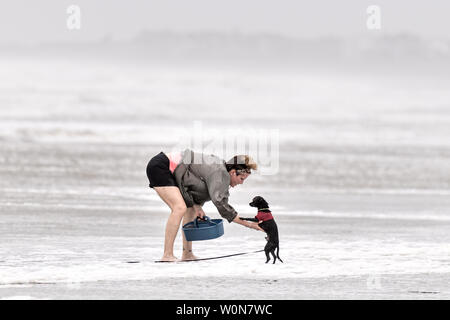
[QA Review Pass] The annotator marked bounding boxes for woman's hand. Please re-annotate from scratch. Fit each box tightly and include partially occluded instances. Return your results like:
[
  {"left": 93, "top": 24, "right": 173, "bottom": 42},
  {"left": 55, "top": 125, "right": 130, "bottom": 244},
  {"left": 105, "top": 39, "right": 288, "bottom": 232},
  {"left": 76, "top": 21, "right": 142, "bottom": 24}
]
[
  {"left": 247, "top": 221, "right": 264, "bottom": 232},
  {"left": 193, "top": 204, "right": 205, "bottom": 219},
  {"left": 232, "top": 215, "right": 264, "bottom": 231}
]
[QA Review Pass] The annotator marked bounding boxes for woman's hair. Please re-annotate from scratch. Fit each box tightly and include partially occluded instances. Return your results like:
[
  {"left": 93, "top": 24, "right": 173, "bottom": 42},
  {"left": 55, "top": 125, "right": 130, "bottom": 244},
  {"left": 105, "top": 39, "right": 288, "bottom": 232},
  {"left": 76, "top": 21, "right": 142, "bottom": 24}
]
[{"left": 225, "top": 155, "right": 258, "bottom": 175}]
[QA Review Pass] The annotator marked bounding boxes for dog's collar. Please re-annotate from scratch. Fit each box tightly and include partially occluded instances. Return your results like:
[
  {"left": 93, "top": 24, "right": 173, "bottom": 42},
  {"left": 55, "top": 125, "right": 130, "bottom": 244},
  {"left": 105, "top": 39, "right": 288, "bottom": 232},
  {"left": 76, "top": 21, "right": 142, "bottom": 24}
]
[{"left": 258, "top": 208, "right": 270, "bottom": 211}]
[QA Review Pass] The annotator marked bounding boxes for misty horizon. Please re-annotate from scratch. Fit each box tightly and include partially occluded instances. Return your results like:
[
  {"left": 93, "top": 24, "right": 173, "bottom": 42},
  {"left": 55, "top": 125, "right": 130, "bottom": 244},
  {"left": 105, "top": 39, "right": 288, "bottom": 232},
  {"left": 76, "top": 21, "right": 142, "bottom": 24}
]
[
  {"left": 1, "top": 29, "right": 449, "bottom": 75},
  {"left": 1, "top": 1, "right": 450, "bottom": 45}
]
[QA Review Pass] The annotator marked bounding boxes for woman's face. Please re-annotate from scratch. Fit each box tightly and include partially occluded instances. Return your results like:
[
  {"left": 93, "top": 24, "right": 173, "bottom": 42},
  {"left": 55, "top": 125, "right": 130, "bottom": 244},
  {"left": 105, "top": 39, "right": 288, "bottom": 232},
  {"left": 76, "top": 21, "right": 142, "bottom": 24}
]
[{"left": 229, "top": 170, "right": 250, "bottom": 187}]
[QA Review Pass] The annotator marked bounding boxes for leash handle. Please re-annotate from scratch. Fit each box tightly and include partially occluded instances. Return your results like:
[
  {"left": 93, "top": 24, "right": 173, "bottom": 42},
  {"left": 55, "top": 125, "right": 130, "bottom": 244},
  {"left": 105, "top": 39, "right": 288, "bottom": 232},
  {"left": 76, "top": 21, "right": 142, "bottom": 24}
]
[{"left": 193, "top": 215, "right": 216, "bottom": 228}]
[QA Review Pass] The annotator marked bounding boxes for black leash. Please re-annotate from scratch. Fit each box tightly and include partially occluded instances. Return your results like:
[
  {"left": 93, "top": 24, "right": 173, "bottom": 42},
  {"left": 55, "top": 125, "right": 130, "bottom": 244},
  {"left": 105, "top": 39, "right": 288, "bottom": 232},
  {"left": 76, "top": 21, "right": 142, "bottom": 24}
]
[{"left": 153, "top": 249, "right": 265, "bottom": 263}]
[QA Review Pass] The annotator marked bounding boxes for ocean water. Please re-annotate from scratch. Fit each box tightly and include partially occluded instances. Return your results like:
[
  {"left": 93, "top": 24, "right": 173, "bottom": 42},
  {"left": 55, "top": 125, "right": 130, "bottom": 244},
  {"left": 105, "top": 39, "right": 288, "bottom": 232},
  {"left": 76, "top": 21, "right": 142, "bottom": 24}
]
[{"left": 1, "top": 57, "right": 450, "bottom": 299}]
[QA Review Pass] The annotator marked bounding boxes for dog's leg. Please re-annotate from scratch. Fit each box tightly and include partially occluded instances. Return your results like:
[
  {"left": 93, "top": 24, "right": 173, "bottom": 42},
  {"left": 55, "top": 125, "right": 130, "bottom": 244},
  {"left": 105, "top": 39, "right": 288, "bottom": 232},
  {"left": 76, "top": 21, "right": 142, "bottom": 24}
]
[
  {"left": 265, "top": 250, "right": 271, "bottom": 263},
  {"left": 271, "top": 249, "right": 277, "bottom": 264},
  {"left": 264, "top": 243, "right": 271, "bottom": 263}
]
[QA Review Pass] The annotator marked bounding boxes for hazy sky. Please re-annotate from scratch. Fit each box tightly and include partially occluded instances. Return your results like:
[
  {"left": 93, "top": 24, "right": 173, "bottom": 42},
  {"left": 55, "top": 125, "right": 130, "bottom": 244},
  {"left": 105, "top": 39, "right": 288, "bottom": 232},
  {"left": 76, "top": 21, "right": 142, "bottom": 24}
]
[{"left": 1, "top": 0, "right": 449, "bottom": 44}]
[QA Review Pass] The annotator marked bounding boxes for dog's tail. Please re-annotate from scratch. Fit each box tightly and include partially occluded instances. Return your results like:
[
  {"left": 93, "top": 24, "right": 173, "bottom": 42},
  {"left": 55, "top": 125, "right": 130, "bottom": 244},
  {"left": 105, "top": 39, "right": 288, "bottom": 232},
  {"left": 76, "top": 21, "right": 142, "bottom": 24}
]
[{"left": 276, "top": 246, "right": 283, "bottom": 263}]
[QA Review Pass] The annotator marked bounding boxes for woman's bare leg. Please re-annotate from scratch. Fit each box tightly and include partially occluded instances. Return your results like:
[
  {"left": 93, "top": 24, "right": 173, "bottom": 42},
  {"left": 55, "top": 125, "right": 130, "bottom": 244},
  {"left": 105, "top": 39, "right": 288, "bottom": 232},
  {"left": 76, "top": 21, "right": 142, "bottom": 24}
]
[
  {"left": 181, "top": 207, "right": 199, "bottom": 260},
  {"left": 153, "top": 186, "right": 187, "bottom": 262}
]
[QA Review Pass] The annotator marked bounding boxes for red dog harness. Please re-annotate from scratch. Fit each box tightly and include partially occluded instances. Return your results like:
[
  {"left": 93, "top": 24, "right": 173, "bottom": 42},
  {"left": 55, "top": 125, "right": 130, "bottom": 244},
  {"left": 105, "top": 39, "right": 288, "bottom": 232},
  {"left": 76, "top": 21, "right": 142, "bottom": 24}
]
[{"left": 255, "top": 211, "right": 273, "bottom": 222}]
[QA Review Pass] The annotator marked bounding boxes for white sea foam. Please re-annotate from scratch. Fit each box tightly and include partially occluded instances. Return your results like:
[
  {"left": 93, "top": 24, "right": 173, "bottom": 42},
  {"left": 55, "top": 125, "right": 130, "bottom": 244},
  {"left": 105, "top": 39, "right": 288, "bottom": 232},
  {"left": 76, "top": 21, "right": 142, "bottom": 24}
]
[{"left": 1, "top": 236, "right": 449, "bottom": 286}]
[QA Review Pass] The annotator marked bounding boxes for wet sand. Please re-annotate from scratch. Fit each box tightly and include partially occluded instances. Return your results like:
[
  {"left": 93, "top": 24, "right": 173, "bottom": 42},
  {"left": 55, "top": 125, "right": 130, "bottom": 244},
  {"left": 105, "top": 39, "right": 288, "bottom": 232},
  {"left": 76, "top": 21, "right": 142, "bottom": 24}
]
[{"left": 1, "top": 190, "right": 450, "bottom": 299}]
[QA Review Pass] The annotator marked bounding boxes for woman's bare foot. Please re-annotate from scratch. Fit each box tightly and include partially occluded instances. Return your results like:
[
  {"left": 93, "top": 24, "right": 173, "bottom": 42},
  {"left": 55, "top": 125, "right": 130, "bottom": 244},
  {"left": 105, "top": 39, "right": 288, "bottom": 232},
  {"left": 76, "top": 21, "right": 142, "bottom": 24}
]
[
  {"left": 181, "top": 253, "right": 199, "bottom": 261},
  {"left": 181, "top": 248, "right": 199, "bottom": 261},
  {"left": 160, "top": 255, "right": 180, "bottom": 262}
]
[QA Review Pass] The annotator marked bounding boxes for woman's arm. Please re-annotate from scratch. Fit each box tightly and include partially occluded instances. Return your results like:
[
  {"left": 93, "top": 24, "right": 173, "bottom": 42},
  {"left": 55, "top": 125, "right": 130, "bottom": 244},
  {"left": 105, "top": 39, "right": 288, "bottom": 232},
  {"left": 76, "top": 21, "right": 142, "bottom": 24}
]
[
  {"left": 194, "top": 204, "right": 261, "bottom": 230},
  {"left": 205, "top": 170, "right": 240, "bottom": 223},
  {"left": 232, "top": 215, "right": 264, "bottom": 231},
  {"left": 239, "top": 217, "right": 259, "bottom": 222},
  {"left": 193, "top": 204, "right": 205, "bottom": 219}
]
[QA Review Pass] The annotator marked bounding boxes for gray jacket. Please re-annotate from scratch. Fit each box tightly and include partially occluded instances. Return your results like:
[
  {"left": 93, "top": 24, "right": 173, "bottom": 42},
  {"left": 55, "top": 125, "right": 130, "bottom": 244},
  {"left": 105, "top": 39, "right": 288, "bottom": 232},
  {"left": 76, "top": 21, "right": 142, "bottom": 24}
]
[{"left": 173, "top": 149, "right": 237, "bottom": 223}]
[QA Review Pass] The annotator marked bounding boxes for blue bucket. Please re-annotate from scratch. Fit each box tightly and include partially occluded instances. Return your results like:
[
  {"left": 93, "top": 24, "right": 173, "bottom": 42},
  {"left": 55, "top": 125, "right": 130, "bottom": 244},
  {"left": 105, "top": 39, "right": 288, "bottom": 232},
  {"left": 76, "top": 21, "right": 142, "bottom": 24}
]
[{"left": 182, "top": 216, "right": 224, "bottom": 241}]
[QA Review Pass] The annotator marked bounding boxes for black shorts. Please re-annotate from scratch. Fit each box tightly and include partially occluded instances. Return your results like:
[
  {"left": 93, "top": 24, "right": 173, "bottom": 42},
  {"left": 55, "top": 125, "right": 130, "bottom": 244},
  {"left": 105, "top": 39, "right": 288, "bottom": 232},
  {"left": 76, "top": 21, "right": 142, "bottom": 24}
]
[{"left": 146, "top": 152, "right": 177, "bottom": 188}]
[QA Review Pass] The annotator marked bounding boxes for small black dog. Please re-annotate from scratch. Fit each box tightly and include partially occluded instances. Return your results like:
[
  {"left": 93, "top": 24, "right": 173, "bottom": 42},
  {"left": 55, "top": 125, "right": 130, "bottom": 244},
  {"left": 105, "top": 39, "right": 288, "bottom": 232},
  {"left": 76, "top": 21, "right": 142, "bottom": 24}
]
[{"left": 240, "top": 196, "right": 283, "bottom": 264}]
